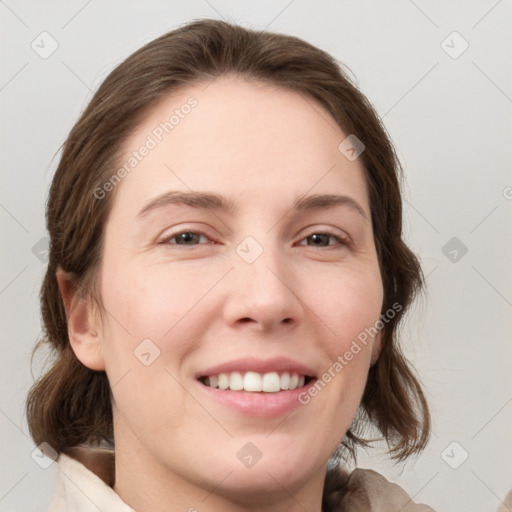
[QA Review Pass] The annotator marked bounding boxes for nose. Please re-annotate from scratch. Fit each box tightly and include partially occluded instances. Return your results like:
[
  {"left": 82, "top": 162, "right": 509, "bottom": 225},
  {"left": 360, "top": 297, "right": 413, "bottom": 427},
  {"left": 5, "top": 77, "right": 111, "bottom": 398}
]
[{"left": 222, "top": 238, "right": 303, "bottom": 332}]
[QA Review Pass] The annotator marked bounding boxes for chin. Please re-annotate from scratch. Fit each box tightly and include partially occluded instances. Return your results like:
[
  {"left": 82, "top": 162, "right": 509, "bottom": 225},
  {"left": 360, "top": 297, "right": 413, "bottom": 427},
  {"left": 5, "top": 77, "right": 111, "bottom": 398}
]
[
  {"left": 204, "top": 459, "right": 317, "bottom": 506},
  {"left": 193, "top": 437, "right": 327, "bottom": 497}
]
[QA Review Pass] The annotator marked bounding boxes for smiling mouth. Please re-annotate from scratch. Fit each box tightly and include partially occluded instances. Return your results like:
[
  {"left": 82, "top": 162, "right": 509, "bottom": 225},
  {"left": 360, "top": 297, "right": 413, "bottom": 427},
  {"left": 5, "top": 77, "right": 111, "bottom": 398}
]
[{"left": 198, "top": 371, "right": 314, "bottom": 393}]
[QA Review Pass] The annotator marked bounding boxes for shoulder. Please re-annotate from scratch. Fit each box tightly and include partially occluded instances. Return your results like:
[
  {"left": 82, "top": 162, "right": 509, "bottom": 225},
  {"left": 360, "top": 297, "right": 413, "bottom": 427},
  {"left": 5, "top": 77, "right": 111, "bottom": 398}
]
[
  {"left": 323, "top": 466, "right": 436, "bottom": 512},
  {"left": 47, "top": 447, "right": 133, "bottom": 512}
]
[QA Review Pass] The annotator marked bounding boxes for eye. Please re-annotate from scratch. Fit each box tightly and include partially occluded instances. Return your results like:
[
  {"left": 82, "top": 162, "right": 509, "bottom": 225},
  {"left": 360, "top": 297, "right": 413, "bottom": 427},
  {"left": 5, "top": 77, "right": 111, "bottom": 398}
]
[
  {"left": 159, "top": 230, "right": 348, "bottom": 248},
  {"left": 298, "top": 232, "right": 348, "bottom": 248},
  {"left": 160, "top": 231, "right": 213, "bottom": 246}
]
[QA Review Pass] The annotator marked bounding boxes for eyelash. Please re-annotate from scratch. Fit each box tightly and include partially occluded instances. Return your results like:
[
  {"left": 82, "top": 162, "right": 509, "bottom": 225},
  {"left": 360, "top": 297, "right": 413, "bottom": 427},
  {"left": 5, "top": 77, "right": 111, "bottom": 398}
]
[{"left": 159, "top": 230, "right": 349, "bottom": 249}]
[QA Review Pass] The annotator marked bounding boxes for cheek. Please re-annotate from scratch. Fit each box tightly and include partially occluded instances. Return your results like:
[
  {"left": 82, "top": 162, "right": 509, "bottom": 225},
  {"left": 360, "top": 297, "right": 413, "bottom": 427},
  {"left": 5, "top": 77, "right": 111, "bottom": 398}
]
[
  {"left": 97, "top": 261, "right": 199, "bottom": 436},
  {"left": 307, "top": 265, "right": 383, "bottom": 391},
  {"left": 309, "top": 263, "right": 383, "bottom": 338},
  {"left": 100, "top": 256, "right": 211, "bottom": 339},
  {"left": 97, "top": 255, "right": 224, "bottom": 393}
]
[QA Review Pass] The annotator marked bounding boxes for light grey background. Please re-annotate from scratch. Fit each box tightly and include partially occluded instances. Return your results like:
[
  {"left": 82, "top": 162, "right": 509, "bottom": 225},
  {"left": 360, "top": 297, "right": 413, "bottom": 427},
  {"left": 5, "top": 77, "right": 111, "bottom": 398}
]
[{"left": 1, "top": 1, "right": 511, "bottom": 511}]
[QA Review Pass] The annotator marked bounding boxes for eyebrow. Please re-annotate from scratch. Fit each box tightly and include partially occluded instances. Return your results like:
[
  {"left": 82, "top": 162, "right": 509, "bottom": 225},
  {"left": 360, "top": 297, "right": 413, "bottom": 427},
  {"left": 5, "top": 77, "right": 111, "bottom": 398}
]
[{"left": 137, "top": 190, "right": 369, "bottom": 221}]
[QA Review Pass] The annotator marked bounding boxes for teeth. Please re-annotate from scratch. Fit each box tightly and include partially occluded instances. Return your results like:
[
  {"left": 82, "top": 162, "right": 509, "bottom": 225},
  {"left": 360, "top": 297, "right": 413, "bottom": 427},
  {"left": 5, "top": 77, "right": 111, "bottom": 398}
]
[
  {"left": 229, "top": 371, "right": 243, "bottom": 391},
  {"left": 218, "top": 373, "right": 229, "bottom": 390},
  {"left": 202, "top": 371, "right": 308, "bottom": 392},
  {"left": 280, "top": 372, "right": 290, "bottom": 390},
  {"left": 244, "top": 371, "right": 262, "bottom": 392},
  {"left": 262, "top": 372, "right": 280, "bottom": 392}
]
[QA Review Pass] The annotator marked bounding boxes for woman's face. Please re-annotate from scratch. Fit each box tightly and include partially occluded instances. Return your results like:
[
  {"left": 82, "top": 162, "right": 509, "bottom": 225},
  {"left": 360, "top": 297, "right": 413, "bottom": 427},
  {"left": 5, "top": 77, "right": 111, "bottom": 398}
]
[{"left": 90, "top": 75, "right": 384, "bottom": 502}]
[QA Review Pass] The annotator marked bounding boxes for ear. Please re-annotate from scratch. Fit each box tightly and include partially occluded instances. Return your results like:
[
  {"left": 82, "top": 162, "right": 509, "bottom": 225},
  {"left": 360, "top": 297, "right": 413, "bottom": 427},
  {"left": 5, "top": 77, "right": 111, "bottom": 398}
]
[
  {"left": 370, "top": 330, "right": 382, "bottom": 366},
  {"left": 56, "top": 267, "right": 105, "bottom": 371}
]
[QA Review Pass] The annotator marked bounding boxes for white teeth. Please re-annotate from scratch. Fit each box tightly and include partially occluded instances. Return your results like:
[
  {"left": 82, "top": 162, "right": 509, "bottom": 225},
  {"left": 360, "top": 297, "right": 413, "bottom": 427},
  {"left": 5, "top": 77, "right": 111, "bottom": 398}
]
[
  {"left": 244, "top": 371, "right": 262, "bottom": 392},
  {"left": 280, "top": 372, "right": 290, "bottom": 390},
  {"left": 202, "top": 371, "right": 308, "bottom": 392},
  {"left": 218, "top": 373, "right": 229, "bottom": 390},
  {"left": 229, "top": 371, "right": 243, "bottom": 391},
  {"left": 262, "top": 372, "right": 280, "bottom": 392}
]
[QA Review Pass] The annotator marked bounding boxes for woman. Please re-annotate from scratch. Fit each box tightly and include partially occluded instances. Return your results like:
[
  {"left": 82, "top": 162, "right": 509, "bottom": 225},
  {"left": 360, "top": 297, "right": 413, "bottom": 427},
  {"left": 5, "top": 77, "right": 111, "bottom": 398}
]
[{"left": 26, "top": 18, "right": 436, "bottom": 511}]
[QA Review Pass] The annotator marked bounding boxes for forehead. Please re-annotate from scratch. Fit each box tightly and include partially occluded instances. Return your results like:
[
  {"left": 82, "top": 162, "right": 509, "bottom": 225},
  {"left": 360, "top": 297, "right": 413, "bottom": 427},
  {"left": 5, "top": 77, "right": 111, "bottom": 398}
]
[{"left": 111, "top": 74, "right": 369, "bottom": 216}]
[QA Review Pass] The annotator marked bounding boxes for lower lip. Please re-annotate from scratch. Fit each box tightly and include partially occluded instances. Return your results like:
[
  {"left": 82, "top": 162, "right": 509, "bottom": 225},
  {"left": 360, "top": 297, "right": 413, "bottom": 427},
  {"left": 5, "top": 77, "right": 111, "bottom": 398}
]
[{"left": 196, "top": 379, "right": 317, "bottom": 417}]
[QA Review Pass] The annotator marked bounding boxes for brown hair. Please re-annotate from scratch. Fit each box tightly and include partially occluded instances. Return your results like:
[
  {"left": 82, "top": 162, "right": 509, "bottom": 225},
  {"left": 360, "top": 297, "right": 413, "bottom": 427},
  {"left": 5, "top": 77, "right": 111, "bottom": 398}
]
[{"left": 26, "top": 18, "right": 430, "bottom": 463}]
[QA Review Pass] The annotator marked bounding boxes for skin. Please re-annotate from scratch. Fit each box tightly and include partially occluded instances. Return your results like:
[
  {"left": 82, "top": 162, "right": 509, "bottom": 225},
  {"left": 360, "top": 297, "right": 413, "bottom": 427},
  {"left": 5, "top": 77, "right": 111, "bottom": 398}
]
[{"left": 58, "top": 74, "right": 384, "bottom": 512}]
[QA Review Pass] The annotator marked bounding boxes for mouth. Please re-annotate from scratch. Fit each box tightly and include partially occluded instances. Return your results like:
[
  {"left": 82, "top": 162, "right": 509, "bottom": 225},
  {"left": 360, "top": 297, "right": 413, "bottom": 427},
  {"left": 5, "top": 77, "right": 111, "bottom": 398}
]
[
  {"left": 194, "top": 357, "right": 318, "bottom": 416},
  {"left": 195, "top": 358, "right": 318, "bottom": 416},
  {"left": 198, "top": 371, "right": 315, "bottom": 393}
]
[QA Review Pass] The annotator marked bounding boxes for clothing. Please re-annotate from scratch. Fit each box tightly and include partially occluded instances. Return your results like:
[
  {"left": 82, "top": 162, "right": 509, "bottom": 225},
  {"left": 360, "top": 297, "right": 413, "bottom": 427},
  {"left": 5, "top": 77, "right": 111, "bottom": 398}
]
[{"left": 48, "top": 446, "right": 437, "bottom": 511}]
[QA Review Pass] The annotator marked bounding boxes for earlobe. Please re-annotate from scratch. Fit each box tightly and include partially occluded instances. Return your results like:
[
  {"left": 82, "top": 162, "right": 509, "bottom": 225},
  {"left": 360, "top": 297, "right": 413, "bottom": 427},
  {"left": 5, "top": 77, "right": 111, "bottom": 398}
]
[{"left": 56, "top": 267, "right": 105, "bottom": 371}]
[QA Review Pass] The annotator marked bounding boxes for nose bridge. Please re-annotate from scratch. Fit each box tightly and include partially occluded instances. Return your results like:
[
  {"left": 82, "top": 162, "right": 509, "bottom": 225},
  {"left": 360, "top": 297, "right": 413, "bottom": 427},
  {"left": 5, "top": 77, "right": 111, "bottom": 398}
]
[
  {"left": 225, "top": 232, "right": 301, "bottom": 327},
  {"left": 238, "top": 235, "right": 285, "bottom": 290}
]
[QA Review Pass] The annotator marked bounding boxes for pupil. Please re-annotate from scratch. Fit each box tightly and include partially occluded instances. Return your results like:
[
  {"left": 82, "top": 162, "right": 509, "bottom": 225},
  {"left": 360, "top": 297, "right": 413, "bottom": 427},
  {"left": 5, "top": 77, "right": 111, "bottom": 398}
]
[
  {"left": 311, "top": 234, "right": 327, "bottom": 246},
  {"left": 180, "top": 233, "right": 196, "bottom": 244}
]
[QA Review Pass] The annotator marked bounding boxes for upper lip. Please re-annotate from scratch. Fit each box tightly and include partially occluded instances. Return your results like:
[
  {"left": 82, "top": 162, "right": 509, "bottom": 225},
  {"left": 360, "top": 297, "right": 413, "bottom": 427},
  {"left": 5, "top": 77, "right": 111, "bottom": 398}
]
[{"left": 196, "top": 357, "right": 317, "bottom": 379}]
